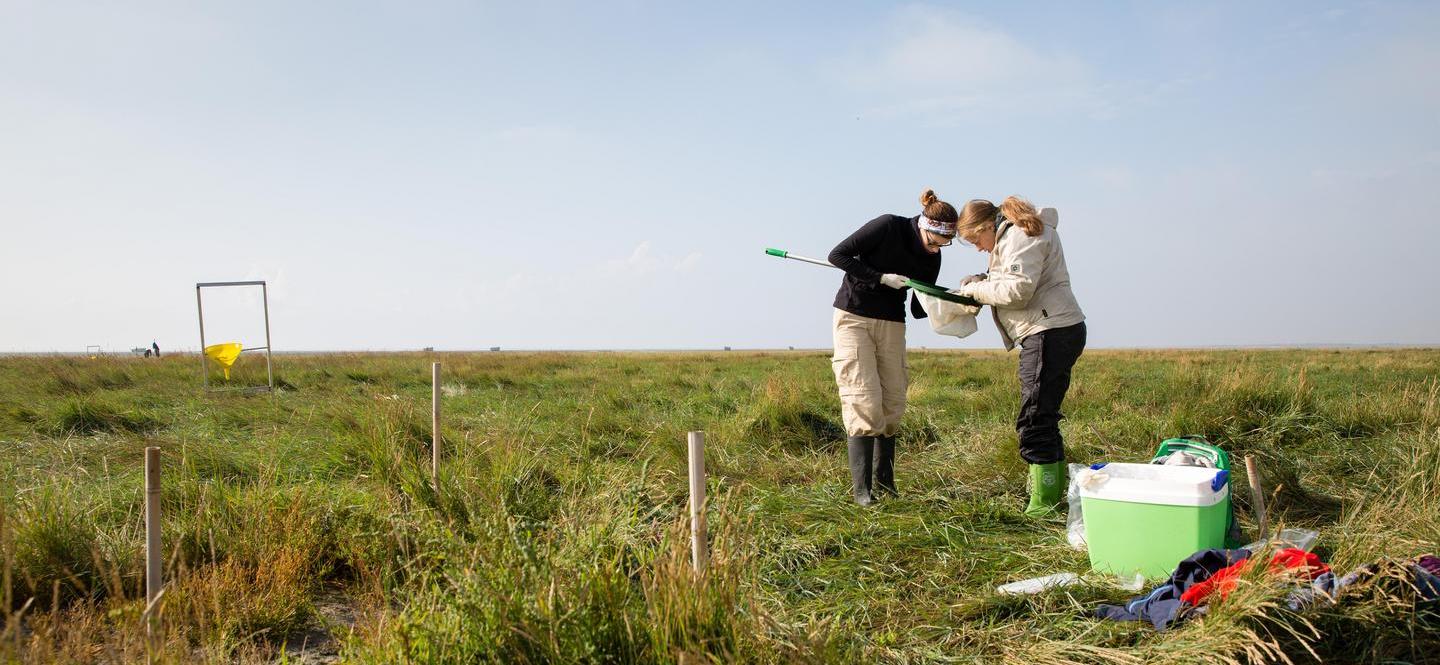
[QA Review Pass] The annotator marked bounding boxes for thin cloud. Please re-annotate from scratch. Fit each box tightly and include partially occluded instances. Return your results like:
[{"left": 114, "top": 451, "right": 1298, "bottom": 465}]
[
  {"left": 852, "top": 8, "right": 1089, "bottom": 89},
  {"left": 605, "top": 241, "right": 663, "bottom": 276},
  {"left": 836, "top": 6, "right": 1197, "bottom": 123},
  {"left": 675, "top": 252, "right": 703, "bottom": 272},
  {"left": 603, "top": 242, "right": 702, "bottom": 276},
  {"left": 839, "top": 6, "right": 1109, "bottom": 121}
]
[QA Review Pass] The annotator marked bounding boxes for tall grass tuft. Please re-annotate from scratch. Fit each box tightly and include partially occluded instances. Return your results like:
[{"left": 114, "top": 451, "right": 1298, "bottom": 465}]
[
  {"left": 48, "top": 398, "right": 159, "bottom": 436},
  {"left": 738, "top": 377, "right": 845, "bottom": 453},
  {"left": 6, "top": 484, "right": 115, "bottom": 610},
  {"left": 345, "top": 501, "right": 781, "bottom": 664}
]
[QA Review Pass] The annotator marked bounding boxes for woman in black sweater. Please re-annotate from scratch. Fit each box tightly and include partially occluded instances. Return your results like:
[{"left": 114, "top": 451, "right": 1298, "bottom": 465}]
[{"left": 827, "top": 188, "right": 958, "bottom": 505}]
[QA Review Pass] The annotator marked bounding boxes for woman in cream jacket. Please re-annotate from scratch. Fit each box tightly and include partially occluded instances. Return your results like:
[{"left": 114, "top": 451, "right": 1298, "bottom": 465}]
[{"left": 955, "top": 196, "right": 1085, "bottom": 516}]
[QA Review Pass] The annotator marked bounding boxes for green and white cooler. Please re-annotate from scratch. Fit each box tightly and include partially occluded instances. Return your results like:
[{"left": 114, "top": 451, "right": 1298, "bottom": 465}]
[{"left": 1079, "top": 463, "right": 1231, "bottom": 578}]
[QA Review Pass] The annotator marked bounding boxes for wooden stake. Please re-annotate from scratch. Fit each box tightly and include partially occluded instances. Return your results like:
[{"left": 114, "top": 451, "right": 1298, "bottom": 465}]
[
  {"left": 1, "top": 501, "right": 10, "bottom": 631},
  {"left": 432, "top": 362, "right": 441, "bottom": 492},
  {"left": 1245, "top": 455, "right": 1268, "bottom": 542},
  {"left": 687, "top": 431, "right": 708, "bottom": 574},
  {"left": 144, "top": 446, "right": 162, "bottom": 635}
]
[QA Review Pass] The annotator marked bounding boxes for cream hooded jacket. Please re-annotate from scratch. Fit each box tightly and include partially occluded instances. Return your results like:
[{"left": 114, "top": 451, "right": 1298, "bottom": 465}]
[{"left": 957, "top": 208, "right": 1084, "bottom": 351}]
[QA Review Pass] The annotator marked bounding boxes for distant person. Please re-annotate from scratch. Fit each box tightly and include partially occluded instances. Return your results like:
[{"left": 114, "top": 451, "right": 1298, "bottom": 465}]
[
  {"left": 827, "top": 188, "right": 957, "bottom": 505},
  {"left": 954, "top": 197, "right": 1085, "bottom": 517},
  {"left": 152, "top": 341, "right": 160, "bottom": 358}
]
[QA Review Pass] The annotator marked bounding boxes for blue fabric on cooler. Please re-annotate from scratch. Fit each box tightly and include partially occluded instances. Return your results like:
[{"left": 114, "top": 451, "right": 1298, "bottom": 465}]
[{"left": 1094, "top": 548, "right": 1251, "bottom": 631}]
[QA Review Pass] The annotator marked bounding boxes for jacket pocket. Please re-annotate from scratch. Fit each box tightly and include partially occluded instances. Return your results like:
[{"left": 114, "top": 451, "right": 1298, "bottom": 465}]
[
  {"left": 1036, "top": 285, "right": 1079, "bottom": 320},
  {"left": 1014, "top": 305, "right": 1045, "bottom": 327},
  {"left": 998, "top": 305, "right": 1042, "bottom": 343}
]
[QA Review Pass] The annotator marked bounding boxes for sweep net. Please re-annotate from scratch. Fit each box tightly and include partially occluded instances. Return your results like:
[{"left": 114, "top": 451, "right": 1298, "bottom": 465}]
[{"left": 915, "top": 291, "right": 981, "bottom": 338}]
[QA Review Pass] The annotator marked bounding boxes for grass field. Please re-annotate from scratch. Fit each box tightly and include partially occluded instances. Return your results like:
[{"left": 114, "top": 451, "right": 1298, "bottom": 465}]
[{"left": 1, "top": 348, "right": 1437, "bottom": 663}]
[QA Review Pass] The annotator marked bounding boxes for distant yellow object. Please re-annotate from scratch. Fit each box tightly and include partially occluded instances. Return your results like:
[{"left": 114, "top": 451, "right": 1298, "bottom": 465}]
[{"left": 204, "top": 342, "right": 243, "bottom": 380}]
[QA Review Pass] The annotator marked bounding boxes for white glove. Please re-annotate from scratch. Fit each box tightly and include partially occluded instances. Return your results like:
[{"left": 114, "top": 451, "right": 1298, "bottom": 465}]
[
  {"left": 880, "top": 273, "right": 909, "bottom": 289},
  {"left": 959, "top": 273, "right": 987, "bottom": 287}
]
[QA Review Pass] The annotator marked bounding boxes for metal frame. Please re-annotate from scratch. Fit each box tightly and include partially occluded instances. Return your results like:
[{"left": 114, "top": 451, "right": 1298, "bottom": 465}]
[{"left": 195, "top": 280, "right": 273, "bottom": 392}]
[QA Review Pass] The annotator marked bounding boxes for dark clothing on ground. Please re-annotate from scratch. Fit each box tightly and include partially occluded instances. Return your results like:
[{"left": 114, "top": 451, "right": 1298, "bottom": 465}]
[
  {"left": 1099, "top": 549, "right": 1437, "bottom": 630},
  {"left": 1286, "top": 565, "right": 1376, "bottom": 611},
  {"left": 829, "top": 215, "right": 942, "bottom": 323},
  {"left": 1416, "top": 562, "right": 1440, "bottom": 600},
  {"left": 1094, "top": 548, "right": 1251, "bottom": 631},
  {"left": 1286, "top": 559, "right": 1439, "bottom": 610},
  {"left": 1016, "top": 321, "right": 1086, "bottom": 464},
  {"left": 1182, "top": 548, "right": 1329, "bottom": 606}
]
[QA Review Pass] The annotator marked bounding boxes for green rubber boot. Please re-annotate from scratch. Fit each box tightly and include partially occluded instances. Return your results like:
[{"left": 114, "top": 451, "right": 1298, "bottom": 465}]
[{"left": 1024, "top": 461, "right": 1065, "bottom": 517}]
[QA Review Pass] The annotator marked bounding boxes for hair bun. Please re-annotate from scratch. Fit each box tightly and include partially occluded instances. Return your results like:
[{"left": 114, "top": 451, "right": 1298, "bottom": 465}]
[{"left": 919, "top": 188, "right": 938, "bottom": 206}]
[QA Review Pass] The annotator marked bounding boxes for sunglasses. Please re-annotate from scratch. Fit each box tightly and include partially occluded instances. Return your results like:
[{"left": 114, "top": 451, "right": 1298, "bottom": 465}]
[{"left": 923, "top": 230, "right": 955, "bottom": 248}]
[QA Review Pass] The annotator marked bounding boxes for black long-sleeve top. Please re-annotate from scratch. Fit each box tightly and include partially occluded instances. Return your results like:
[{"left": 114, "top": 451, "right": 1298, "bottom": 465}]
[{"left": 828, "top": 214, "right": 942, "bottom": 322}]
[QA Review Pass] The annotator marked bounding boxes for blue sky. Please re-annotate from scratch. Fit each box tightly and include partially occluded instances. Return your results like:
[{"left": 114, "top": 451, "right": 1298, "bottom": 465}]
[{"left": 2, "top": 1, "right": 1437, "bottom": 351}]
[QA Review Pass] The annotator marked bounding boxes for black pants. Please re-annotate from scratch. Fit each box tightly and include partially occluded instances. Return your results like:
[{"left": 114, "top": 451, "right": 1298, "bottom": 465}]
[{"left": 1016, "top": 322, "right": 1086, "bottom": 464}]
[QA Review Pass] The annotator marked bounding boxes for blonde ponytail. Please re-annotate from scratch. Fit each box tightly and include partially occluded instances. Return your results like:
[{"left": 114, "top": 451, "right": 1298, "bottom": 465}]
[{"left": 1000, "top": 196, "right": 1043, "bottom": 237}]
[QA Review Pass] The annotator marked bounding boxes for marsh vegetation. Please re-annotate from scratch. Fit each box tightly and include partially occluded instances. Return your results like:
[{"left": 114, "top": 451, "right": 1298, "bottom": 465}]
[{"left": 1, "top": 349, "right": 1436, "bottom": 663}]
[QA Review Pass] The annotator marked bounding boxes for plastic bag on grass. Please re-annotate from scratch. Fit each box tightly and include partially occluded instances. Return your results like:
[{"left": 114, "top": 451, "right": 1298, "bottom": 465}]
[
  {"left": 1156, "top": 450, "right": 1217, "bottom": 468},
  {"left": 1243, "top": 527, "right": 1320, "bottom": 553},
  {"left": 995, "top": 572, "right": 1144, "bottom": 595},
  {"left": 996, "top": 572, "right": 1080, "bottom": 595},
  {"left": 1066, "top": 464, "right": 1109, "bottom": 550},
  {"left": 915, "top": 291, "right": 980, "bottom": 338}
]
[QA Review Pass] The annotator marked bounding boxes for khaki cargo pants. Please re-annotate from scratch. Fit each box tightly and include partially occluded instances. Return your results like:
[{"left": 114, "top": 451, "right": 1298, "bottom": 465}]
[{"left": 831, "top": 308, "right": 907, "bottom": 437}]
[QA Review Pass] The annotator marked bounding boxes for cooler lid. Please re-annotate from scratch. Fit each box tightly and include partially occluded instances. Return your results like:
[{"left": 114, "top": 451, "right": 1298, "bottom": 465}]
[{"left": 1078, "top": 462, "right": 1229, "bottom": 507}]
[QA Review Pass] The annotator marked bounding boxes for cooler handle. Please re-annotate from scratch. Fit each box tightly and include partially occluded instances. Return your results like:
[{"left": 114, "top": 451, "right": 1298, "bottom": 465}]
[
  {"left": 1157, "top": 438, "right": 1226, "bottom": 466},
  {"left": 1212, "top": 470, "right": 1230, "bottom": 492}
]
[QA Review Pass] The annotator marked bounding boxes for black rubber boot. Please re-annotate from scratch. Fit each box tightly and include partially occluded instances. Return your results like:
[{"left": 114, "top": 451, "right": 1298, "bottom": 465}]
[
  {"left": 847, "top": 436, "right": 875, "bottom": 506},
  {"left": 873, "top": 436, "right": 896, "bottom": 497}
]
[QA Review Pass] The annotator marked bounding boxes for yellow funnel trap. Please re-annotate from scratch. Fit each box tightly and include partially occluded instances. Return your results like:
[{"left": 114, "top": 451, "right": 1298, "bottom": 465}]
[{"left": 204, "top": 342, "right": 243, "bottom": 380}]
